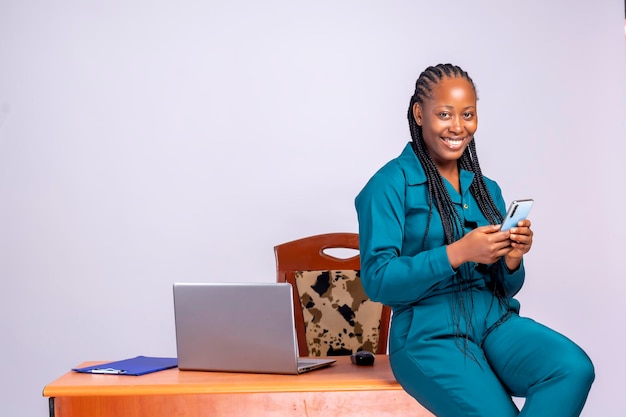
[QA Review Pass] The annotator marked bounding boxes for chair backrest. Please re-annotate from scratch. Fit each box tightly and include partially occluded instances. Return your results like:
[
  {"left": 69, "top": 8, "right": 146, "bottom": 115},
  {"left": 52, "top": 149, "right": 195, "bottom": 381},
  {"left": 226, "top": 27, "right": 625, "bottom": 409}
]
[{"left": 274, "top": 233, "right": 391, "bottom": 357}]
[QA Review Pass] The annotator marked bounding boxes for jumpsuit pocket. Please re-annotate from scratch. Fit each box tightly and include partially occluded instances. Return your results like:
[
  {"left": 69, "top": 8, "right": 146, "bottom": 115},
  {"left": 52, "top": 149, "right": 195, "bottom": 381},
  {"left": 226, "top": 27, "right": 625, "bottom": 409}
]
[{"left": 388, "top": 308, "right": 412, "bottom": 355}]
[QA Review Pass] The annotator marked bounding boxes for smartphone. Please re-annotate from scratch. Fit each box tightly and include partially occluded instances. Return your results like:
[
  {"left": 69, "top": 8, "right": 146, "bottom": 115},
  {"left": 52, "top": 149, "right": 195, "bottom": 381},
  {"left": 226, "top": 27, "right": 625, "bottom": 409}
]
[{"left": 500, "top": 199, "right": 534, "bottom": 231}]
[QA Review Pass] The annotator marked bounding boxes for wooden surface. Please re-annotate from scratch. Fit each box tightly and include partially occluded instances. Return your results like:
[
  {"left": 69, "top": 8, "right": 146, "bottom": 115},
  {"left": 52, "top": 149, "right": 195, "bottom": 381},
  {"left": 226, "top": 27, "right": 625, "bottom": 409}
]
[{"left": 43, "top": 356, "right": 434, "bottom": 417}]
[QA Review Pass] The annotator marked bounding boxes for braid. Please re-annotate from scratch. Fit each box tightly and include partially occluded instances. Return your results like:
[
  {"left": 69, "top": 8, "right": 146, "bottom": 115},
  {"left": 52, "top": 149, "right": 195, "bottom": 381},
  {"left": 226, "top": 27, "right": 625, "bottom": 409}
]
[
  {"left": 407, "top": 64, "right": 510, "bottom": 359},
  {"left": 409, "top": 133, "right": 462, "bottom": 247},
  {"left": 458, "top": 141, "right": 503, "bottom": 224}
]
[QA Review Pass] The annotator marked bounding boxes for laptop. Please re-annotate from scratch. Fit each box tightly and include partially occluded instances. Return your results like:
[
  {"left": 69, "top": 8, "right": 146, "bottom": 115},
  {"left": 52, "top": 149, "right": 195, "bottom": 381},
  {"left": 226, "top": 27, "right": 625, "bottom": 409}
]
[{"left": 173, "top": 282, "right": 336, "bottom": 374}]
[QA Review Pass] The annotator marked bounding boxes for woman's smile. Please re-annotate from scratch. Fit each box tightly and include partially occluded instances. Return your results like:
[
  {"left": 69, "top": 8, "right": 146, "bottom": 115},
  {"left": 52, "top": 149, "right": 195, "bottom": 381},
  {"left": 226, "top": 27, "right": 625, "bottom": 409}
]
[{"left": 441, "top": 136, "right": 468, "bottom": 150}]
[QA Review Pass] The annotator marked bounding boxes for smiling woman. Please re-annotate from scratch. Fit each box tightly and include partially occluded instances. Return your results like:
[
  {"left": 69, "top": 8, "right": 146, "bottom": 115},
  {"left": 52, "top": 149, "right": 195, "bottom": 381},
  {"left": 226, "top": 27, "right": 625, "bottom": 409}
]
[{"left": 354, "top": 63, "right": 595, "bottom": 417}]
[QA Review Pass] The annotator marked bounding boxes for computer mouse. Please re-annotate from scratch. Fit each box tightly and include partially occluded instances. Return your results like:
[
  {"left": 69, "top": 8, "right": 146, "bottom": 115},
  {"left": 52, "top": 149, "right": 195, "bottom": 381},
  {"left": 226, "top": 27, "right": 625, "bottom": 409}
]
[{"left": 350, "top": 350, "right": 375, "bottom": 366}]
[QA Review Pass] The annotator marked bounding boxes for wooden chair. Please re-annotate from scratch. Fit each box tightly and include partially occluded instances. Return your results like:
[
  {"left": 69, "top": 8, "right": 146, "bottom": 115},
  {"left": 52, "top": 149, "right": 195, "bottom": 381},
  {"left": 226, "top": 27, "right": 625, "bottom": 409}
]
[{"left": 274, "top": 233, "right": 391, "bottom": 357}]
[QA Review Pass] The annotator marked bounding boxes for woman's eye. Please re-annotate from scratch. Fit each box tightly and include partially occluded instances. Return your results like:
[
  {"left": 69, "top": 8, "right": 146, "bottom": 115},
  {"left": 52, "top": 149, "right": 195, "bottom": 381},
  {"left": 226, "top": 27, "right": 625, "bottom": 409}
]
[
  {"left": 463, "top": 112, "right": 474, "bottom": 119},
  {"left": 438, "top": 112, "right": 450, "bottom": 119}
]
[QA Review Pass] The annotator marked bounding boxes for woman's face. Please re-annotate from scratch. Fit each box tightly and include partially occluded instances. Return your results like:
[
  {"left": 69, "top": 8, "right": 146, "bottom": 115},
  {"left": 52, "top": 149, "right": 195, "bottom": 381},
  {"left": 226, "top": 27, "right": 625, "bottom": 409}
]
[{"left": 413, "top": 76, "right": 477, "bottom": 170}]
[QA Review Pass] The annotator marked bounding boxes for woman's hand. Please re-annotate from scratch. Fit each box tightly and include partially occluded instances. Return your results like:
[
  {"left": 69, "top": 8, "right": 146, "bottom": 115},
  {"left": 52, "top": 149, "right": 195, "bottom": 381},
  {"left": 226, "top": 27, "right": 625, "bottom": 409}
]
[
  {"left": 446, "top": 225, "right": 512, "bottom": 269},
  {"left": 504, "top": 219, "right": 533, "bottom": 270}
]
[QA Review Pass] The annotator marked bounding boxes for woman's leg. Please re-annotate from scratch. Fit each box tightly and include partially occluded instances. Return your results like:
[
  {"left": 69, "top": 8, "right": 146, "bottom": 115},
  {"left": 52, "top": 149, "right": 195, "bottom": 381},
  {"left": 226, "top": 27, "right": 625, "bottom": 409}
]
[
  {"left": 483, "top": 315, "right": 595, "bottom": 417},
  {"left": 390, "top": 340, "right": 520, "bottom": 417}
]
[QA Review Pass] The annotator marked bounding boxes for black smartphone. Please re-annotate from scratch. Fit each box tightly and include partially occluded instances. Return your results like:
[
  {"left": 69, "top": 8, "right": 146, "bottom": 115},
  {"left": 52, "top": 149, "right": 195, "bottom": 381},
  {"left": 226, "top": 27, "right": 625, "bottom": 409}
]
[{"left": 501, "top": 199, "right": 534, "bottom": 231}]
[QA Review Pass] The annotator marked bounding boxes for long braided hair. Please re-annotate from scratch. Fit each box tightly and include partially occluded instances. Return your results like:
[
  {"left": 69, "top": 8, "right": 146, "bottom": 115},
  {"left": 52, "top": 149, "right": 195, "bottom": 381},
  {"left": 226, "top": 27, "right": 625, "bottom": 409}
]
[{"left": 407, "top": 64, "right": 509, "bottom": 355}]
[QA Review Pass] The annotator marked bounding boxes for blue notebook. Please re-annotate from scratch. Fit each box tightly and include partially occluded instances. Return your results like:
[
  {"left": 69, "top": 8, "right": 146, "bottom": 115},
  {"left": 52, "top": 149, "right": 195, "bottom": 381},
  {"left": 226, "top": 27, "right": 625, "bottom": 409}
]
[{"left": 72, "top": 356, "right": 178, "bottom": 376}]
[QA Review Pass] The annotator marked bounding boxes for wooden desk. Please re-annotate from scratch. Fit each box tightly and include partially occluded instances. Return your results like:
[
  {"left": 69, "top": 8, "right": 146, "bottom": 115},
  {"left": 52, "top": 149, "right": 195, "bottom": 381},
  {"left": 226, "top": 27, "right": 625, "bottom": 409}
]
[{"left": 43, "top": 356, "right": 433, "bottom": 417}]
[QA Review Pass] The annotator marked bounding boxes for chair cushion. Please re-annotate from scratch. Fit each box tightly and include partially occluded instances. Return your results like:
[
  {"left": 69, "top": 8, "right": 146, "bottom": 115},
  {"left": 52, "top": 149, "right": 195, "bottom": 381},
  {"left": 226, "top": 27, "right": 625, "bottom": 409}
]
[{"left": 294, "top": 270, "right": 383, "bottom": 356}]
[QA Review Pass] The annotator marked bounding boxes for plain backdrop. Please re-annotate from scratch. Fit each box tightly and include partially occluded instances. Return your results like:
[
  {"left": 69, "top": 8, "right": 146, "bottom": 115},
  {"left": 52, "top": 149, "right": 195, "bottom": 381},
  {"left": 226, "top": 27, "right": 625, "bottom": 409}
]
[{"left": 1, "top": 1, "right": 625, "bottom": 416}]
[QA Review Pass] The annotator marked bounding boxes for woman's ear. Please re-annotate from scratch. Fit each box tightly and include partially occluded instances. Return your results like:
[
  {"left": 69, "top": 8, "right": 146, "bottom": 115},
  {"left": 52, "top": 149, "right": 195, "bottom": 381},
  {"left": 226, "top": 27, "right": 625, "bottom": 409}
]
[{"left": 412, "top": 103, "right": 423, "bottom": 126}]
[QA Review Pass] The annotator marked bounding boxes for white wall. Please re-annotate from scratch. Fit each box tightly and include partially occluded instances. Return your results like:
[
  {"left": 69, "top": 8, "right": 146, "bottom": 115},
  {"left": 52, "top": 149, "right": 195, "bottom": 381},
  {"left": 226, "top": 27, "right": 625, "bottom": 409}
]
[{"left": 1, "top": 1, "right": 624, "bottom": 416}]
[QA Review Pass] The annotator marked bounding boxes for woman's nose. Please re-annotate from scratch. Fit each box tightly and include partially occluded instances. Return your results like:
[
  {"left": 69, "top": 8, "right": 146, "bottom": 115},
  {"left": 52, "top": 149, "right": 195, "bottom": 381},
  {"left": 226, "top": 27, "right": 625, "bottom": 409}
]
[{"left": 449, "top": 116, "right": 463, "bottom": 133}]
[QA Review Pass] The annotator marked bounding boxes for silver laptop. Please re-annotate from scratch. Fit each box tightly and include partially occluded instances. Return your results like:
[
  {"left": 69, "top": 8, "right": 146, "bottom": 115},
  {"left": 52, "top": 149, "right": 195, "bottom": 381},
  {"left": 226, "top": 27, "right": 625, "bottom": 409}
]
[{"left": 173, "top": 282, "right": 336, "bottom": 374}]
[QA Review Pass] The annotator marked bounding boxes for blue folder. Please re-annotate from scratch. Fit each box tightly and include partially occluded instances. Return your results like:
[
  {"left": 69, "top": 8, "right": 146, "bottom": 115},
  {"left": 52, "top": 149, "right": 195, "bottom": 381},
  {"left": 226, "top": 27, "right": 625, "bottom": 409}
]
[{"left": 72, "top": 356, "right": 178, "bottom": 376}]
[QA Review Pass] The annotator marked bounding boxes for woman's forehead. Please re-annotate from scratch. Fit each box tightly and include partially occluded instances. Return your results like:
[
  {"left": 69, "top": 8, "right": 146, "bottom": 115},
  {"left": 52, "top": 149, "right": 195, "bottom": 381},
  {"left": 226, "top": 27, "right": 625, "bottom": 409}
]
[{"left": 428, "top": 77, "right": 476, "bottom": 105}]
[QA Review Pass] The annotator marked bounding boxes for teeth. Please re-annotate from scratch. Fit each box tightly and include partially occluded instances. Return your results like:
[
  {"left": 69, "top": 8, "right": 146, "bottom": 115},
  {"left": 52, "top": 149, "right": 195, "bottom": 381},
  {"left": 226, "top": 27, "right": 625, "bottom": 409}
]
[{"left": 445, "top": 138, "right": 463, "bottom": 145}]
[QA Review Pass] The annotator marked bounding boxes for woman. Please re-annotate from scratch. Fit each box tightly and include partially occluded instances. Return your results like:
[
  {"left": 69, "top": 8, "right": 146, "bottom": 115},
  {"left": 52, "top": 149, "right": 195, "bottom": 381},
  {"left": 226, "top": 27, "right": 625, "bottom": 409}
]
[{"left": 355, "top": 63, "right": 594, "bottom": 416}]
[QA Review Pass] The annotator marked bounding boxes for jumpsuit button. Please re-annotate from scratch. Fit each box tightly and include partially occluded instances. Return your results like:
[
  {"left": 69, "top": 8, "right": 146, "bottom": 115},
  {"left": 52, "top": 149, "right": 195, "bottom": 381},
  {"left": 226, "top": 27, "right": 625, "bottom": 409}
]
[{"left": 463, "top": 204, "right": 469, "bottom": 209}]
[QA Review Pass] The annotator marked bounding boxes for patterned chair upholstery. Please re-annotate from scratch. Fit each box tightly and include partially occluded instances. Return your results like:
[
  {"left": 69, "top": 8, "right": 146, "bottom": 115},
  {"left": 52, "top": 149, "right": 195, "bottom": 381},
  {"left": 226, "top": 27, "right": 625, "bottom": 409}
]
[
  {"left": 295, "top": 270, "right": 384, "bottom": 356},
  {"left": 274, "top": 233, "right": 391, "bottom": 357}
]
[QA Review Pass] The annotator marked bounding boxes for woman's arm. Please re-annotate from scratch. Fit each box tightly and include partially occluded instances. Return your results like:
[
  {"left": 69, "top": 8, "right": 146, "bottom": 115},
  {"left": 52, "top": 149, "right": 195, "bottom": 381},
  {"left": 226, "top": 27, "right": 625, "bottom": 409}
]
[{"left": 355, "top": 170, "right": 456, "bottom": 305}]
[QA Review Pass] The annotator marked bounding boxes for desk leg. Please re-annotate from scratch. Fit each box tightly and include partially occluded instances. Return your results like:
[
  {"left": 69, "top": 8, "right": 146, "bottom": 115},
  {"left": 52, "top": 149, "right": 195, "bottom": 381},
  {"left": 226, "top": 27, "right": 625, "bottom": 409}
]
[{"left": 48, "top": 397, "right": 55, "bottom": 417}]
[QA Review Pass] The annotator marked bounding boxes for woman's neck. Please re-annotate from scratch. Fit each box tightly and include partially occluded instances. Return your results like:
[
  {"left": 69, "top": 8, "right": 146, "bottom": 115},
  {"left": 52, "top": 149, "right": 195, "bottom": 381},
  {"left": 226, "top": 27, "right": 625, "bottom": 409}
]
[{"left": 437, "top": 164, "right": 460, "bottom": 193}]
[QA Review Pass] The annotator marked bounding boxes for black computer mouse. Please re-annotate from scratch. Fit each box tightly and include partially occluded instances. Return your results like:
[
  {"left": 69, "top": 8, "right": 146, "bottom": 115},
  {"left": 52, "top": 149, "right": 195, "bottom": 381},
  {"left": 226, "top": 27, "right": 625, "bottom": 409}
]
[{"left": 350, "top": 350, "right": 375, "bottom": 366}]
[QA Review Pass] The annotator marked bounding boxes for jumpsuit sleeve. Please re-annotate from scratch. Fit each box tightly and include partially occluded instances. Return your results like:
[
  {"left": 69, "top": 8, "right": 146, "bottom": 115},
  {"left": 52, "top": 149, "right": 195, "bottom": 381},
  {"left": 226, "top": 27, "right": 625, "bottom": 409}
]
[
  {"left": 485, "top": 257, "right": 525, "bottom": 299},
  {"left": 355, "top": 168, "right": 457, "bottom": 306}
]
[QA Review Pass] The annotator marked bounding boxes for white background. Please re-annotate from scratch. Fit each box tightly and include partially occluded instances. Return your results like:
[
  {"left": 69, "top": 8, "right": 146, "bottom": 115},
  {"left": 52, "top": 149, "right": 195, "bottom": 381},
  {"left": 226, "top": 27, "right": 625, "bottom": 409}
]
[{"left": 1, "top": 1, "right": 625, "bottom": 416}]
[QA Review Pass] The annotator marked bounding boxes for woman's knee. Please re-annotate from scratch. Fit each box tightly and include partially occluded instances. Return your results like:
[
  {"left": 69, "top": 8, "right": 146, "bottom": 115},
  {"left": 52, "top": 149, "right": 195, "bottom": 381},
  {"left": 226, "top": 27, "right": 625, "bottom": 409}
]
[
  {"left": 485, "top": 317, "right": 594, "bottom": 397},
  {"left": 567, "top": 349, "right": 595, "bottom": 388},
  {"left": 552, "top": 345, "right": 595, "bottom": 392}
]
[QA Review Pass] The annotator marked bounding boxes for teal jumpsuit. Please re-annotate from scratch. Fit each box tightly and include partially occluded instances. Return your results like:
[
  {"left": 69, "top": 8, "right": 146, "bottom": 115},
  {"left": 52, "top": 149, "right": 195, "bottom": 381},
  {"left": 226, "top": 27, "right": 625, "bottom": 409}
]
[{"left": 355, "top": 143, "right": 594, "bottom": 416}]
